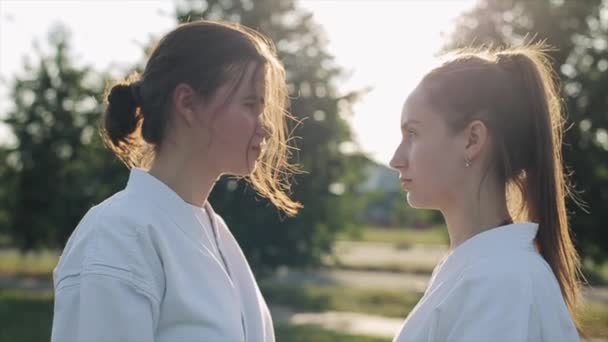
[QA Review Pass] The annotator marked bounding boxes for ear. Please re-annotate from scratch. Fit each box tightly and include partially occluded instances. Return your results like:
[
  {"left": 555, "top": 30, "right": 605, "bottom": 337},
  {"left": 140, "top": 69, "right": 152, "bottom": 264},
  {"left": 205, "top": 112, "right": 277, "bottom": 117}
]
[
  {"left": 464, "top": 119, "right": 488, "bottom": 162},
  {"left": 172, "top": 83, "right": 200, "bottom": 126}
]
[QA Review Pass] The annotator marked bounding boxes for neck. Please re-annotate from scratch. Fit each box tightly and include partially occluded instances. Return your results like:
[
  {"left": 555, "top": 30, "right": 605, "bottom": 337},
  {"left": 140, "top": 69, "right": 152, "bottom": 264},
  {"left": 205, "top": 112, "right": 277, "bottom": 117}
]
[
  {"left": 148, "top": 144, "right": 218, "bottom": 207},
  {"left": 441, "top": 180, "right": 511, "bottom": 249}
]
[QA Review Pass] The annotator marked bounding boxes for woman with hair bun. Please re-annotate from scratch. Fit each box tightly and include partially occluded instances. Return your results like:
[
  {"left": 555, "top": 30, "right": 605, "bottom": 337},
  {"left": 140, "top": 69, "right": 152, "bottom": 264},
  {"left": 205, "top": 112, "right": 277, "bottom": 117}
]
[{"left": 51, "top": 20, "right": 300, "bottom": 342}]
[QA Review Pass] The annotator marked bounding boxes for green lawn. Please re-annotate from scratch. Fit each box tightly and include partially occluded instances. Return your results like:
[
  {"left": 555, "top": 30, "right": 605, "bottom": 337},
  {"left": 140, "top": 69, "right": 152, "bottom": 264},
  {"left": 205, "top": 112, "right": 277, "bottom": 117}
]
[
  {"left": 0, "top": 288, "right": 390, "bottom": 342},
  {"left": 262, "top": 284, "right": 608, "bottom": 339},
  {"left": 0, "top": 249, "right": 59, "bottom": 278},
  {"left": 261, "top": 284, "right": 421, "bottom": 318},
  {"left": 0, "top": 230, "right": 607, "bottom": 340},
  {"left": 581, "top": 301, "right": 608, "bottom": 339},
  {"left": 1, "top": 287, "right": 607, "bottom": 340},
  {"left": 327, "top": 257, "right": 438, "bottom": 275},
  {"left": 0, "top": 289, "right": 54, "bottom": 342},
  {"left": 338, "top": 225, "right": 449, "bottom": 247},
  {"left": 276, "top": 324, "right": 389, "bottom": 342}
]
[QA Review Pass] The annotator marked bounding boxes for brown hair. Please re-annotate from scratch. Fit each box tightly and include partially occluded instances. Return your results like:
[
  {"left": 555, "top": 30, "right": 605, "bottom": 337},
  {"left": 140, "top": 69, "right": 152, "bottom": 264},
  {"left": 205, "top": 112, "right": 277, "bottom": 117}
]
[
  {"left": 102, "top": 20, "right": 301, "bottom": 215},
  {"left": 415, "top": 44, "right": 583, "bottom": 327}
]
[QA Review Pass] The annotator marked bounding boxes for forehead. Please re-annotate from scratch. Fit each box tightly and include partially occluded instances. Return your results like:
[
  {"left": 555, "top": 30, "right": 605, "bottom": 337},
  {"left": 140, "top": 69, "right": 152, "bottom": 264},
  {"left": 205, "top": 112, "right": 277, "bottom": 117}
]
[
  {"left": 205, "top": 62, "right": 265, "bottom": 111},
  {"left": 234, "top": 62, "right": 266, "bottom": 95},
  {"left": 401, "top": 86, "right": 429, "bottom": 124}
]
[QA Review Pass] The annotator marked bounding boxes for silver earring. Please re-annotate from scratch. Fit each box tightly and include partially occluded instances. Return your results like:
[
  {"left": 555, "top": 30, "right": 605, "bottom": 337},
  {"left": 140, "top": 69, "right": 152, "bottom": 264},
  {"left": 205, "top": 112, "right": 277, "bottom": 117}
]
[{"left": 464, "top": 158, "right": 471, "bottom": 168}]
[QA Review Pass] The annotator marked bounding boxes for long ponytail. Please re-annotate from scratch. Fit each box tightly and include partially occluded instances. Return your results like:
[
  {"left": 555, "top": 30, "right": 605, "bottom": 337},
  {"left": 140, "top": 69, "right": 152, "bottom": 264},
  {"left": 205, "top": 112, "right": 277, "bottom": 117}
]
[
  {"left": 499, "top": 48, "right": 583, "bottom": 329},
  {"left": 418, "top": 44, "right": 584, "bottom": 330}
]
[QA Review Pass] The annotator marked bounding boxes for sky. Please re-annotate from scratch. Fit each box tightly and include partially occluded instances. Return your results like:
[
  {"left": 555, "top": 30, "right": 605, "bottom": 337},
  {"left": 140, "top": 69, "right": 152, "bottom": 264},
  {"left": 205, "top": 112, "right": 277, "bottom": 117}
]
[{"left": 0, "top": 0, "right": 477, "bottom": 165}]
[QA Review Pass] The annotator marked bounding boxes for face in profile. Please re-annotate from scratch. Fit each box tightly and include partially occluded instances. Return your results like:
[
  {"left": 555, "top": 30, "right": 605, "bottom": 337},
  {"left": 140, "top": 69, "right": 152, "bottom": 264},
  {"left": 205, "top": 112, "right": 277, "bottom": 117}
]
[
  {"left": 190, "top": 62, "right": 271, "bottom": 177},
  {"left": 389, "top": 87, "right": 468, "bottom": 210}
]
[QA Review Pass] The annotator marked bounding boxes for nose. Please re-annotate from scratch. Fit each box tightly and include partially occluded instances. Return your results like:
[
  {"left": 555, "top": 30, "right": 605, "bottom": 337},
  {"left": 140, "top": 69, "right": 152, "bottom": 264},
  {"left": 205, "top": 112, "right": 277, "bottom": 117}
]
[
  {"left": 389, "top": 143, "right": 407, "bottom": 171},
  {"left": 258, "top": 121, "right": 274, "bottom": 140}
]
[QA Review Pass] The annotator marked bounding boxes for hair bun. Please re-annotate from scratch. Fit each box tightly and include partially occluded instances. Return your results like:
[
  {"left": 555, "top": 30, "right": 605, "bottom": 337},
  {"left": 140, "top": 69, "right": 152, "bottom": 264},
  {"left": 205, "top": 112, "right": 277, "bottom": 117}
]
[
  {"left": 104, "top": 83, "right": 141, "bottom": 146},
  {"left": 108, "top": 83, "right": 138, "bottom": 108}
]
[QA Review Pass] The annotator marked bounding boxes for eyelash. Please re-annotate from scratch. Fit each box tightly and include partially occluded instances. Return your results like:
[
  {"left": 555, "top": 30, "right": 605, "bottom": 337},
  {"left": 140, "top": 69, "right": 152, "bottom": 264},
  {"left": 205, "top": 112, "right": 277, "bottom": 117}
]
[{"left": 244, "top": 103, "right": 258, "bottom": 112}]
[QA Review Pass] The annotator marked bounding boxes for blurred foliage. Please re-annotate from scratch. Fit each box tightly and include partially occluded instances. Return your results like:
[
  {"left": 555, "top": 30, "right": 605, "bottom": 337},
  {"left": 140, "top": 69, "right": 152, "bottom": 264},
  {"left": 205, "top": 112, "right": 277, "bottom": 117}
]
[{"left": 0, "top": 25, "right": 127, "bottom": 250}]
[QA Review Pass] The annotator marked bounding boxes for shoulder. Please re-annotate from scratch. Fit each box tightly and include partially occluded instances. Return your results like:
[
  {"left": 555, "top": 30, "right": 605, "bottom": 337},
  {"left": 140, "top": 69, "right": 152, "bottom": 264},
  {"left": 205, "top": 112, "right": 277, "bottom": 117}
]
[
  {"left": 211, "top": 212, "right": 238, "bottom": 245},
  {"left": 460, "top": 252, "right": 537, "bottom": 292},
  {"left": 56, "top": 191, "right": 165, "bottom": 300},
  {"left": 206, "top": 206, "right": 233, "bottom": 239},
  {"left": 95, "top": 187, "right": 165, "bottom": 228},
  {"left": 73, "top": 191, "right": 158, "bottom": 255},
  {"left": 209, "top": 210, "right": 253, "bottom": 264},
  {"left": 210, "top": 209, "right": 228, "bottom": 228},
  {"left": 436, "top": 252, "right": 537, "bottom": 310},
  {"left": 78, "top": 187, "right": 174, "bottom": 248},
  {"left": 431, "top": 255, "right": 535, "bottom": 332}
]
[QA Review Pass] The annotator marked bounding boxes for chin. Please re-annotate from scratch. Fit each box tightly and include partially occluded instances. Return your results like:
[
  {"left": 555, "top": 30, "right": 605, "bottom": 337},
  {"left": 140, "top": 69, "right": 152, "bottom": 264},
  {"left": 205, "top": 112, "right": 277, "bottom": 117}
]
[
  {"left": 232, "top": 168, "right": 252, "bottom": 177},
  {"left": 406, "top": 192, "right": 434, "bottom": 209},
  {"left": 226, "top": 156, "right": 258, "bottom": 176},
  {"left": 223, "top": 163, "right": 249, "bottom": 177},
  {"left": 233, "top": 162, "right": 257, "bottom": 176}
]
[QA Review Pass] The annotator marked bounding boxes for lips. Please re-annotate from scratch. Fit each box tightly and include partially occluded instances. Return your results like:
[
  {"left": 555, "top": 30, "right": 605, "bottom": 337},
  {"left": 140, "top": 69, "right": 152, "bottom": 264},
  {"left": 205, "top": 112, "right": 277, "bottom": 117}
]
[
  {"left": 400, "top": 178, "right": 412, "bottom": 189},
  {"left": 251, "top": 140, "right": 267, "bottom": 152},
  {"left": 251, "top": 144, "right": 265, "bottom": 155}
]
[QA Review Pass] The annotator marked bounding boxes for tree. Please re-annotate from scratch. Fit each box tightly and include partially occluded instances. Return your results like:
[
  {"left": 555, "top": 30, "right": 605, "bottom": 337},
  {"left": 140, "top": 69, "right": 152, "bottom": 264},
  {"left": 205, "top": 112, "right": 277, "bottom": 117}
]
[
  {"left": 446, "top": 0, "right": 608, "bottom": 262},
  {"left": 173, "top": 0, "right": 369, "bottom": 272},
  {"left": 0, "top": 148, "right": 14, "bottom": 245},
  {"left": 1, "top": 25, "right": 127, "bottom": 249}
]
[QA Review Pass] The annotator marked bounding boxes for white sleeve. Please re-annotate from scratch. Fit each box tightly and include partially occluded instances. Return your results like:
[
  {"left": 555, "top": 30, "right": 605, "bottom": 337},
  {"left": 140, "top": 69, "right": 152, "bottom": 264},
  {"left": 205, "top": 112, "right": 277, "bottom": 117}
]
[
  {"left": 52, "top": 219, "right": 163, "bottom": 342},
  {"left": 434, "top": 270, "right": 536, "bottom": 342},
  {"left": 81, "top": 273, "right": 156, "bottom": 342},
  {"left": 52, "top": 272, "right": 158, "bottom": 342}
]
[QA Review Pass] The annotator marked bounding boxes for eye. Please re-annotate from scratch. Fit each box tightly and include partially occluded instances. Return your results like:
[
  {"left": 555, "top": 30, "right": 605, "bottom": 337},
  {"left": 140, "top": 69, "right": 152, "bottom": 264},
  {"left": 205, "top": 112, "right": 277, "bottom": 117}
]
[{"left": 406, "top": 128, "right": 417, "bottom": 139}]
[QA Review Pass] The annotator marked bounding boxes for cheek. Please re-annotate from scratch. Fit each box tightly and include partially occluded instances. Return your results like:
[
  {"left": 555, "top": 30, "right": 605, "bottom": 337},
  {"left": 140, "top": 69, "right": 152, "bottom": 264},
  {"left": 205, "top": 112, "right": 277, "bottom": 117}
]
[
  {"left": 215, "top": 110, "right": 262, "bottom": 172},
  {"left": 409, "top": 139, "right": 461, "bottom": 197},
  {"left": 213, "top": 109, "right": 255, "bottom": 148},
  {"left": 410, "top": 141, "right": 445, "bottom": 177}
]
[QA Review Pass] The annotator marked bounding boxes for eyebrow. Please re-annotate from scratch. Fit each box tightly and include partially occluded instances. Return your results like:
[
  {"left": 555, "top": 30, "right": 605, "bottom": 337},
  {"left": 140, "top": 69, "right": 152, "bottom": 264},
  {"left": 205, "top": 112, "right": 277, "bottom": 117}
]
[
  {"left": 401, "top": 119, "right": 421, "bottom": 130},
  {"left": 244, "top": 94, "right": 265, "bottom": 104}
]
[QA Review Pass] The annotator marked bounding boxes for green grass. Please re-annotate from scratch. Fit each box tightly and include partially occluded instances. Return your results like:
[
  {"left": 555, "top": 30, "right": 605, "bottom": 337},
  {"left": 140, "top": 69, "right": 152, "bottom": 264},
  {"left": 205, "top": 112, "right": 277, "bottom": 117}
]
[
  {"left": 581, "top": 302, "right": 608, "bottom": 339},
  {"left": 0, "top": 289, "right": 54, "bottom": 342},
  {"left": 338, "top": 226, "right": 449, "bottom": 247},
  {"left": 276, "top": 324, "right": 389, "bottom": 342},
  {"left": 0, "top": 249, "right": 59, "bottom": 278},
  {"left": 261, "top": 284, "right": 421, "bottom": 318},
  {"left": 1, "top": 286, "right": 607, "bottom": 340},
  {"left": 262, "top": 284, "right": 608, "bottom": 339},
  {"left": 326, "top": 257, "right": 437, "bottom": 275},
  {"left": 0, "top": 288, "right": 391, "bottom": 342}
]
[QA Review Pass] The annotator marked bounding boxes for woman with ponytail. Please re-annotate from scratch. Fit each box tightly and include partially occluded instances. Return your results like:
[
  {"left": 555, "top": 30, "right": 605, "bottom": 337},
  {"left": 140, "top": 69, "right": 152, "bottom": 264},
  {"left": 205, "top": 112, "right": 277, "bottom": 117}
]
[
  {"left": 51, "top": 20, "right": 300, "bottom": 342},
  {"left": 390, "top": 44, "right": 581, "bottom": 341}
]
